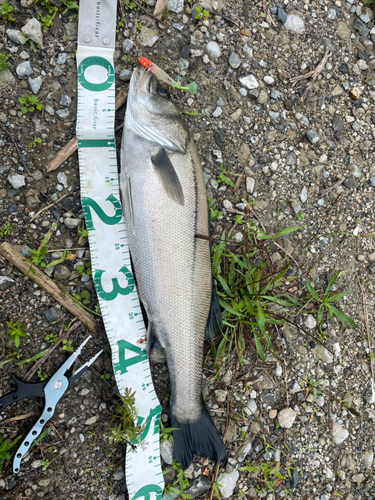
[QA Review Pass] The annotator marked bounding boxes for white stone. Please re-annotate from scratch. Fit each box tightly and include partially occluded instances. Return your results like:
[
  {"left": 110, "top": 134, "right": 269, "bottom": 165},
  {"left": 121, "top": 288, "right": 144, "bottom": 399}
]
[
  {"left": 284, "top": 15, "right": 305, "bottom": 34},
  {"left": 212, "top": 106, "right": 222, "bottom": 117},
  {"left": 217, "top": 470, "right": 239, "bottom": 499},
  {"left": 299, "top": 186, "right": 308, "bottom": 203},
  {"left": 8, "top": 173, "right": 25, "bottom": 189},
  {"left": 160, "top": 439, "right": 174, "bottom": 464},
  {"left": 332, "top": 423, "right": 349, "bottom": 444},
  {"left": 85, "top": 415, "right": 99, "bottom": 425},
  {"left": 263, "top": 75, "right": 274, "bottom": 85},
  {"left": 206, "top": 41, "right": 221, "bottom": 58},
  {"left": 246, "top": 177, "right": 255, "bottom": 193},
  {"left": 305, "top": 314, "right": 316, "bottom": 329},
  {"left": 21, "top": 18, "right": 43, "bottom": 47},
  {"left": 278, "top": 408, "right": 297, "bottom": 429},
  {"left": 239, "top": 74, "right": 259, "bottom": 90}
]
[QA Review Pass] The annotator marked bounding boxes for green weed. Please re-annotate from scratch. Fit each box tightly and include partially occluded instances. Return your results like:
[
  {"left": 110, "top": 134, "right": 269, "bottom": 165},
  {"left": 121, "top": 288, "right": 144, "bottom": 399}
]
[
  {"left": 37, "top": 366, "right": 48, "bottom": 382},
  {"left": 76, "top": 262, "right": 92, "bottom": 277},
  {"left": 0, "top": 223, "right": 11, "bottom": 237},
  {"left": 0, "top": 436, "right": 20, "bottom": 473},
  {"left": 6, "top": 320, "right": 27, "bottom": 348},
  {"left": 0, "top": 53, "right": 11, "bottom": 71},
  {"left": 38, "top": 11, "right": 56, "bottom": 30},
  {"left": 62, "top": 339, "right": 73, "bottom": 353},
  {"left": 28, "top": 136, "right": 42, "bottom": 148},
  {"left": 18, "top": 94, "right": 43, "bottom": 114},
  {"left": 105, "top": 389, "right": 143, "bottom": 446},
  {"left": 29, "top": 222, "right": 57, "bottom": 268},
  {"left": 45, "top": 333, "right": 58, "bottom": 345},
  {"left": 159, "top": 421, "right": 178, "bottom": 443},
  {"left": 217, "top": 164, "right": 236, "bottom": 189},
  {"left": 194, "top": 5, "right": 209, "bottom": 20},
  {"left": 0, "top": 1, "right": 15, "bottom": 21},
  {"left": 163, "top": 461, "right": 192, "bottom": 499},
  {"left": 239, "top": 460, "right": 285, "bottom": 492},
  {"left": 208, "top": 197, "right": 223, "bottom": 221}
]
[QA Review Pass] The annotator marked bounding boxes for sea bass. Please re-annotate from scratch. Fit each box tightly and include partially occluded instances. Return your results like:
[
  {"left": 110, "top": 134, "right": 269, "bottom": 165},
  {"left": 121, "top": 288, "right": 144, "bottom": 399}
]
[{"left": 120, "top": 66, "right": 225, "bottom": 469}]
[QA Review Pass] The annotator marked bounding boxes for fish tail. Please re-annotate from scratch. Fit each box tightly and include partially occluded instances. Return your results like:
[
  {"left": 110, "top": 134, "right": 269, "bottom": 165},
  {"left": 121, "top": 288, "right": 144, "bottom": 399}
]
[{"left": 169, "top": 398, "right": 226, "bottom": 470}]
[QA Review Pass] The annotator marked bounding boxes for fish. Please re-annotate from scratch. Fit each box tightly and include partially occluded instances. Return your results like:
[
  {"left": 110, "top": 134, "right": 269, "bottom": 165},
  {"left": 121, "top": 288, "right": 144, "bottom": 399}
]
[{"left": 120, "top": 66, "right": 226, "bottom": 469}]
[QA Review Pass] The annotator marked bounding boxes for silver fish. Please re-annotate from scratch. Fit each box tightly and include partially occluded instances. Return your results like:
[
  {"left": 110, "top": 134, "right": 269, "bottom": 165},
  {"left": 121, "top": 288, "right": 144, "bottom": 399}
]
[{"left": 120, "top": 66, "right": 225, "bottom": 469}]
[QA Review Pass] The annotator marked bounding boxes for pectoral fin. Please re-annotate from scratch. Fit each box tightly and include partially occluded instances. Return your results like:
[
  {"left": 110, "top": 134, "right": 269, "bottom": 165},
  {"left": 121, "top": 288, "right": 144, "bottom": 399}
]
[
  {"left": 121, "top": 176, "right": 135, "bottom": 234},
  {"left": 151, "top": 148, "right": 184, "bottom": 206}
]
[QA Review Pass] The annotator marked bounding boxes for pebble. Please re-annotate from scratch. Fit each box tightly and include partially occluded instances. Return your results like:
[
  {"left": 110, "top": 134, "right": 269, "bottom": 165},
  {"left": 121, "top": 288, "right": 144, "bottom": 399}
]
[
  {"left": 206, "top": 41, "right": 221, "bottom": 58},
  {"left": 269, "top": 409, "right": 278, "bottom": 419},
  {"left": 278, "top": 7, "right": 287, "bottom": 23},
  {"left": 305, "top": 314, "right": 316, "bottom": 329},
  {"left": 229, "top": 52, "right": 240, "bottom": 68},
  {"left": 332, "top": 423, "right": 349, "bottom": 444},
  {"left": 160, "top": 440, "right": 174, "bottom": 464},
  {"left": 45, "top": 105, "right": 55, "bottom": 115},
  {"left": 85, "top": 415, "right": 99, "bottom": 425},
  {"left": 138, "top": 27, "right": 159, "bottom": 47},
  {"left": 246, "top": 177, "right": 255, "bottom": 193},
  {"left": 8, "top": 173, "right": 25, "bottom": 189},
  {"left": 363, "top": 450, "right": 374, "bottom": 469},
  {"left": 119, "top": 69, "right": 132, "bottom": 82},
  {"left": 245, "top": 399, "right": 257, "bottom": 416},
  {"left": 332, "top": 114, "right": 344, "bottom": 132},
  {"left": 56, "top": 53, "right": 68, "bottom": 65},
  {"left": 167, "top": 0, "right": 184, "bottom": 13},
  {"left": 54, "top": 265, "right": 70, "bottom": 280},
  {"left": 370, "top": 177, "right": 375, "bottom": 187},
  {"left": 218, "top": 470, "right": 239, "bottom": 499},
  {"left": 212, "top": 106, "right": 222, "bottom": 118},
  {"left": 28, "top": 76, "right": 43, "bottom": 94},
  {"left": 299, "top": 186, "right": 308, "bottom": 204},
  {"left": 122, "top": 39, "right": 134, "bottom": 53},
  {"left": 60, "top": 94, "right": 72, "bottom": 107},
  {"left": 183, "top": 476, "right": 211, "bottom": 498},
  {"left": 238, "top": 87, "right": 247, "bottom": 97},
  {"left": 37, "top": 477, "right": 50, "bottom": 487},
  {"left": 239, "top": 74, "right": 259, "bottom": 90},
  {"left": 358, "top": 59, "right": 369, "bottom": 70},
  {"left": 263, "top": 75, "right": 274, "bottom": 85},
  {"left": 236, "top": 438, "right": 252, "bottom": 463},
  {"left": 6, "top": 29, "right": 27, "bottom": 44},
  {"left": 233, "top": 232, "right": 243, "bottom": 243},
  {"left": 113, "top": 469, "right": 125, "bottom": 481},
  {"left": 16, "top": 61, "right": 33, "bottom": 78},
  {"left": 268, "top": 111, "right": 279, "bottom": 120},
  {"left": 306, "top": 129, "right": 320, "bottom": 144},
  {"left": 56, "top": 109, "right": 69, "bottom": 119},
  {"left": 22, "top": 18, "right": 43, "bottom": 47},
  {"left": 214, "top": 390, "right": 227, "bottom": 403},
  {"left": 278, "top": 408, "right": 297, "bottom": 429},
  {"left": 284, "top": 15, "right": 305, "bottom": 34}
]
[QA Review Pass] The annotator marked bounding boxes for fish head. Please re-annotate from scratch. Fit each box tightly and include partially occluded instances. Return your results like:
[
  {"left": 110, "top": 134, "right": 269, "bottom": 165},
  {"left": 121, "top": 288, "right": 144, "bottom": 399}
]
[{"left": 125, "top": 65, "right": 189, "bottom": 153}]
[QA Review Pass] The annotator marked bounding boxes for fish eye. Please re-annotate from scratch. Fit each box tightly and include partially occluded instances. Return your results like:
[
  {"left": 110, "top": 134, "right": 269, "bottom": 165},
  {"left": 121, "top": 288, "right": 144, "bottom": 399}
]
[{"left": 158, "top": 88, "right": 169, "bottom": 98}]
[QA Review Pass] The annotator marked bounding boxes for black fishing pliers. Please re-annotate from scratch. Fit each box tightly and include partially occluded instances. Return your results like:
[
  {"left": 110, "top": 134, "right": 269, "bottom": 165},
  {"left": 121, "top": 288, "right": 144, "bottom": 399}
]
[{"left": 0, "top": 336, "right": 102, "bottom": 473}]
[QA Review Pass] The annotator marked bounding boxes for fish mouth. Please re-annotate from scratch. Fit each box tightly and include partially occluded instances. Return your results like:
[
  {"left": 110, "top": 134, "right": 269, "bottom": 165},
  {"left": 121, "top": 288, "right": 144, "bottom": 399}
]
[{"left": 135, "top": 66, "right": 153, "bottom": 94}]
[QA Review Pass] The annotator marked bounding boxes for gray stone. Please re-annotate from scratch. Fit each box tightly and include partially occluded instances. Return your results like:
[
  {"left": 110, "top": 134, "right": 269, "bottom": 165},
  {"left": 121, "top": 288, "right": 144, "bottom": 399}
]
[
  {"left": 268, "top": 111, "right": 279, "bottom": 120},
  {"left": 28, "top": 76, "right": 42, "bottom": 94},
  {"left": 246, "top": 177, "right": 255, "bottom": 193},
  {"left": 8, "top": 173, "right": 25, "bottom": 189},
  {"left": 119, "top": 69, "right": 132, "bottom": 82},
  {"left": 21, "top": 18, "right": 43, "bottom": 47},
  {"left": 215, "top": 390, "right": 227, "bottom": 403},
  {"left": 64, "top": 218, "right": 81, "bottom": 229},
  {"left": 333, "top": 114, "right": 344, "bottom": 132},
  {"left": 245, "top": 399, "right": 257, "bottom": 416},
  {"left": 299, "top": 186, "right": 308, "bottom": 204},
  {"left": 369, "top": 263, "right": 375, "bottom": 274},
  {"left": 239, "top": 74, "right": 259, "bottom": 90},
  {"left": 0, "top": 276, "right": 15, "bottom": 292},
  {"left": 218, "top": 470, "right": 239, "bottom": 499},
  {"left": 358, "top": 59, "right": 369, "bottom": 70},
  {"left": 16, "top": 61, "right": 33, "bottom": 78},
  {"left": 85, "top": 415, "right": 99, "bottom": 425},
  {"left": 314, "top": 345, "right": 334, "bottom": 364},
  {"left": 160, "top": 439, "right": 174, "bottom": 465},
  {"left": 138, "top": 27, "right": 159, "bottom": 47},
  {"left": 305, "top": 314, "right": 316, "bottom": 329},
  {"left": 122, "top": 39, "right": 134, "bottom": 53},
  {"left": 363, "top": 450, "right": 374, "bottom": 469},
  {"left": 239, "top": 87, "right": 247, "bottom": 97},
  {"left": 306, "top": 129, "right": 320, "bottom": 144},
  {"left": 236, "top": 439, "right": 252, "bottom": 463},
  {"left": 6, "top": 29, "right": 27, "bottom": 44},
  {"left": 45, "top": 105, "right": 55, "bottom": 116},
  {"left": 167, "top": 0, "right": 184, "bottom": 13},
  {"left": 292, "top": 201, "right": 301, "bottom": 215},
  {"left": 56, "top": 53, "right": 68, "bottom": 65},
  {"left": 60, "top": 94, "right": 71, "bottom": 107},
  {"left": 337, "top": 21, "right": 351, "bottom": 40},
  {"left": 327, "top": 8, "right": 336, "bottom": 20},
  {"left": 278, "top": 7, "right": 287, "bottom": 23},
  {"left": 206, "top": 41, "right": 221, "bottom": 58},
  {"left": 284, "top": 15, "right": 305, "bottom": 34},
  {"left": 354, "top": 18, "right": 370, "bottom": 37},
  {"left": 332, "top": 423, "right": 349, "bottom": 444},
  {"left": 229, "top": 52, "right": 240, "bottom": 68},
  {"left": 278, "top": 408, "right": 296, "bottom": 429},
  {"left": 113, "top": 469, "right": 124, "bottom": 481},
  {"left": 56, "top": 109, "right": 69, "bottom": 119},
  {"left": 54, "top": 265, "right": 70, "bottom": 280},
  {"left": 370, "top": 177, "right": 375, "bottom": 187},
  {"left": 37, "top": 477, "right": 50, "bottom": 487},
  {"left": 45, "top": 307, "right": 62, "bottom": 322},
  {"left": 264, "top": 75, "right": 274, "bottom": 85},
  {"left": 184, "top": 476, "right": 211, "bottom": 498},
  {"left": 0, "top": 69, "right": 15, "bottom": 88},
  {"left": 212, "top": 106, "right": 222, "bottom": 118}
]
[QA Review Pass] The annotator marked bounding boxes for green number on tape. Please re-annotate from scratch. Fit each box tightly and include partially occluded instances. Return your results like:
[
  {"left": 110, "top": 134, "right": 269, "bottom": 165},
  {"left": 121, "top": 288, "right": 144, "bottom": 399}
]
[
  {"left": 77, "top": 55, "right": 114, "bottom": 92},
  {"left": 81, "top": 194, "right": 122, "bottom": 231},
  {"left": 114, "top": 340, "right": 147, "bottom": 374},
  {"left": 132, "top": 405, "right": 162, "bottom": 444},
  {"left": 94, "top": 266, "right": 134, "bottom": 301},
  {"left": 132, "top": 485, "right": 162, "bottom": 500}
]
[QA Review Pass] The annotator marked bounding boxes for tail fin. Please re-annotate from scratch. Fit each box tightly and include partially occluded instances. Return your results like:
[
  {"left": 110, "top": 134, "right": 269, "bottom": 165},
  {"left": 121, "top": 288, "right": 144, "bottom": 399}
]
[{"left": 169, "top": 399, "right": 226, "bottom": 470}]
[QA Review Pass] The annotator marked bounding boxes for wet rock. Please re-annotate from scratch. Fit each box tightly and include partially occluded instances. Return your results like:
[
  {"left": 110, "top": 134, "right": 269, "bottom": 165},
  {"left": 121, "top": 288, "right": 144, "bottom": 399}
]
[
  {"left": 6, "top": 29, "right": 27, "bottom": 44},
  {"left": 122, "top": 39, "right": 134, "bottom": 53},
  {"left": 16, "top": 61, "right": 33, "bottom": 78},
  {"left": 29, "top": 76, "right": 43, "bottom": 94},
  {"left": 138, "top": 27, "right": 159, "bottom": 47},
  {"left": 239, "top": 74, "right": 259, "bottom": 90},
  {"left": 332, "top": 423, "right": 349, "bottom": 444},
  {"left": 184, "top": 476, "right": 211, "bottom": 498},
  {"left": 8, "top": 173, "right": 25, "bottom": 189},
  {"left": 218, "top": 470, "right": 239, "bottom": 499},
  {"left": 206, "top": 41, "right": 221, "bottom": 58},
  {"left": 278, "top": 7, "right": 287, "bottom": 23},
  {"left": 21, "top": 18, "right": 43, "bottom": 47},
  {"left": 278, "top": 408, "right": 296, "bottom": 428},
  {"left": 161, "top": 440, "right": 174, "bottom": 464},
  {"left": 45, "top": 307, "right": 62, "bottom": 322},
  {"left": 284, "top": 15, "right": 305, "bottom": 34},
  {"left": 54, "top": 265, "right": 70, "bottom": 280}
]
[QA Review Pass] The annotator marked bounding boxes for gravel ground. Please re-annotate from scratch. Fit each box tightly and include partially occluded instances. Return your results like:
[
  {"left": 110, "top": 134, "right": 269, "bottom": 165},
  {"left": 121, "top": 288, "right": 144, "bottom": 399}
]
[{"left": 1, "top": 0, "right": 375, "bottom": 499}]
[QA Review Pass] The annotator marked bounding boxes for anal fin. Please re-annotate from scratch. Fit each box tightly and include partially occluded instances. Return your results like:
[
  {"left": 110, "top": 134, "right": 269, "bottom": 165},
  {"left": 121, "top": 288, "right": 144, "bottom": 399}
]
[{"left": 205, "top": 278, "right": 222, "bottom": 340}]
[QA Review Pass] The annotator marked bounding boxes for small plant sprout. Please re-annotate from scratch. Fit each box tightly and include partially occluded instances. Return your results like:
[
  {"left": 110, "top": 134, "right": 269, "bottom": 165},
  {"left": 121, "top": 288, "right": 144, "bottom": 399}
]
[
  {"left": 0, "top": 53, "right": 11, "bottom": 71},
  {"left": 159, "top": 421, "right": 178, "bottom": 443},
  {"left": 0, "top": 223, "right": 11, "bottom": 237},
  {"left": 37, "top": 367, "right": 48, "bottom": 382},
  {"left": 163, "top": 461, "right": 192, "bottom": 499},
  {"left": 105, "top": 389, "right": 143, "bottom": 446},
  {"left": 28, "top": 137, "right": 42, "bottom": 148},
  {"left": 62, "top": 339, "right": 73, "bottom": 353},
  {"left": 0, "top": 1, "right": 15, "bottom": 21},
  {"left": 18, "top": 94, "right": 43, "bottom": 115},
  {"left": 194, "top": 5, "right": 209, "bottom": 20},
  {"left": 45, "top": 333, "right": 58, "bottom": 345},
  {"left": 7, "top": 320, "right": 27, "bottom": 348}
]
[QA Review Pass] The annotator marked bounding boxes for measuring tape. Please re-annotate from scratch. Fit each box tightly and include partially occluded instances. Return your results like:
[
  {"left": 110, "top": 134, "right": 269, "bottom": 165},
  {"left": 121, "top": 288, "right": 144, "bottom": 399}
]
[{"left": 76, "top": 1, "right": 163, "bottom": 499}]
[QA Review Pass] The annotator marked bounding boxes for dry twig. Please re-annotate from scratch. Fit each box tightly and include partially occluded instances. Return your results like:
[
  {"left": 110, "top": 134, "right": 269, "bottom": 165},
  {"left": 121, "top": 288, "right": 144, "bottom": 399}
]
[
  {"left": 320, "top": 177, "right": 345, "bottom": 197},
  {"left": 0, "top": 122, "right": 31, "bottom": 175},
  {"left": 30, "top": 191, "right": 73, "bottom": 222},
  {"left": 290, "top": 47, "right": 332, "bottom": 102},
  {"left": 0, "top": 242, "right": 97, "bottom": 332}
]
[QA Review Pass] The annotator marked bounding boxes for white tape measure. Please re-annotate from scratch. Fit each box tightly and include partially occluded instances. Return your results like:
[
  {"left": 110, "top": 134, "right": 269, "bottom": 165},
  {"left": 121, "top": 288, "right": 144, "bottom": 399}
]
[{"left": 76, "top": 1, "right": 163, "bottom": 499}]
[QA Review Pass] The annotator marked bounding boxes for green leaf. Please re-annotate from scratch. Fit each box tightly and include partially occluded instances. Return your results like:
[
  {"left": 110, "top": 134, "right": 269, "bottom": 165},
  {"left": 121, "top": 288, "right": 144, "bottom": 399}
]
[
  {"left": 328, "top": 305, "right": 358, "bottom": 328},
  {"left": 306, "top": 279, "right": 319, "bottom": 301},
  {"left": 325, "top": 271, "right": 341, "bottom": 294},
  {"left": 218, "top": 299, "right": 244, "bottom": 318},
  {"left": 325, "top": 290, "right": 351, "bottom": 302},
  {"left": 253, "top": 330, "right": 265, "bottom": 360},
  {"left": 257, "top": 225, "right": 306, "bottom": 240}
]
